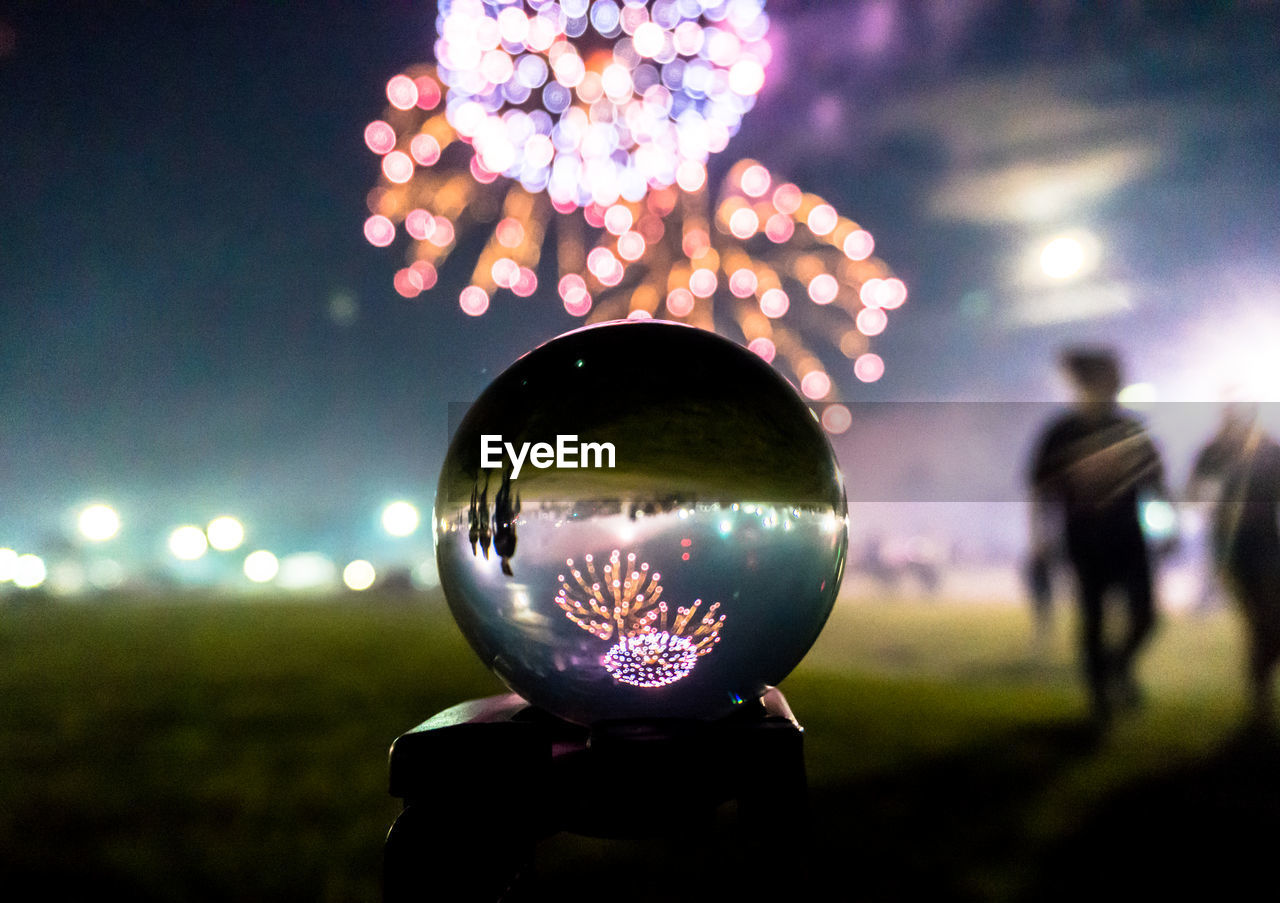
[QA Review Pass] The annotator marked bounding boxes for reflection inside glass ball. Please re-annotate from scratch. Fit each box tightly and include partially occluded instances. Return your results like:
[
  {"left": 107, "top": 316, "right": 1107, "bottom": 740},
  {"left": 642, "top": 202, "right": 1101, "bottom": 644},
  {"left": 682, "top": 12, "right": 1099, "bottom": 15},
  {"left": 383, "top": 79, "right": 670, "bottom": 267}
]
[{"left": 436, "top": 320, "right": 848, "bottom": 724}]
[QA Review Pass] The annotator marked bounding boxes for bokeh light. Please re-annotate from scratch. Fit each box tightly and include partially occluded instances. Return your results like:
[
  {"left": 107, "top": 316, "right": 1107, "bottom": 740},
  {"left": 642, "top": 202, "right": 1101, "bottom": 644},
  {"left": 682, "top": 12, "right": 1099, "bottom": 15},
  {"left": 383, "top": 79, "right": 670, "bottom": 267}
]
[
  {"left": 1040, "top": 235, "right": 1086, "bottom": 279},
  {"left": 382, "top": 500, "right": 421, "bottom": 537},
  {"left": 78, "top": 503, "right": 120, "bottom": 542},
  {"left": 168, "top": 525, "right": 209, "bottom": 561},
  {"left": 0, "top": 547, "right": 17, "bottom": 582},
  {"left": 13, "top": 553, "right": 46, "bottom": 589},
  {"left": 243, "top": 550, "right": 280, "bottom": 583},
  {"left": 343, "top": 559, "right": 377, "bottom": 591},
  {"left": 206, "top": 516, "right": 245, "bottom": 552}
]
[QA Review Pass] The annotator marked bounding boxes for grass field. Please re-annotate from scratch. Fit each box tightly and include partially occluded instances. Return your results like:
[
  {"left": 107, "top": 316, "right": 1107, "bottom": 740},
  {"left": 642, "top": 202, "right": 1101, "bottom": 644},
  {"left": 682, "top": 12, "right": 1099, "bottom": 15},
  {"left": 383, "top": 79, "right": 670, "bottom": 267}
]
[{"left": 1, "top": 589, "right": 1276, "bottom": 901}]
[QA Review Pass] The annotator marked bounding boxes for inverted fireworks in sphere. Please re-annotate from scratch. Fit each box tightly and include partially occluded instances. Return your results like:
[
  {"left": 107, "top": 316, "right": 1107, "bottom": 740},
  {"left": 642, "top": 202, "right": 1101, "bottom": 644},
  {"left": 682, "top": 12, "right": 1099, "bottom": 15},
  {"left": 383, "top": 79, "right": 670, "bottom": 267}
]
[{"left": 555, "top": 549, "right": 724, "bottom": 687}]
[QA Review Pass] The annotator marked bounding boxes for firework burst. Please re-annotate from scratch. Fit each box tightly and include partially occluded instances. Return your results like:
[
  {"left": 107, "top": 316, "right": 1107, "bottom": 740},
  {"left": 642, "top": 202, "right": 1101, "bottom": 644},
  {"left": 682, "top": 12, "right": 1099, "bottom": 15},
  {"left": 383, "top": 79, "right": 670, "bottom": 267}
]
[{"left": 555, "top": 548, "right": 724, "bottom": 687}]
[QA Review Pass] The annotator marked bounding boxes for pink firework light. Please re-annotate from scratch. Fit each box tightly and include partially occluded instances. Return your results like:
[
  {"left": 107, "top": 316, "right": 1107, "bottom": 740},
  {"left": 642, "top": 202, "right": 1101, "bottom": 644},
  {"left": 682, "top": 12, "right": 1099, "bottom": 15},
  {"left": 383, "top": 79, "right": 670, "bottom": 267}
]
[
  {"left": 554, "top": 548, "right": 724, "bottom": 688},
  {"left": 364, "top": 1, "right": 904, "bottom": 407}
]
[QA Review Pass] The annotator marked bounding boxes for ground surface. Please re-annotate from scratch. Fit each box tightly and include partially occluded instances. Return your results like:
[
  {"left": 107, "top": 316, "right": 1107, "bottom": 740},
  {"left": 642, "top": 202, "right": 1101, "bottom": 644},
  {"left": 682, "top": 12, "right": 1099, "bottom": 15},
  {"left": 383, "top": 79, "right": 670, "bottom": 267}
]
[{"left": 1, "top": 589, "right": 1274, "bottom": 901}]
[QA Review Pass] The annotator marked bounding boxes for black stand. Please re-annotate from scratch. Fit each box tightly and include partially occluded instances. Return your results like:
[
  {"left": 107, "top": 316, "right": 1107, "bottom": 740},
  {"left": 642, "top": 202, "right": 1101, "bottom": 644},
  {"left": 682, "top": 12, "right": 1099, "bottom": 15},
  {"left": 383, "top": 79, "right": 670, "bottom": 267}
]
[{"left": 383, "top": 687, "right": 807, "bottom": 902}]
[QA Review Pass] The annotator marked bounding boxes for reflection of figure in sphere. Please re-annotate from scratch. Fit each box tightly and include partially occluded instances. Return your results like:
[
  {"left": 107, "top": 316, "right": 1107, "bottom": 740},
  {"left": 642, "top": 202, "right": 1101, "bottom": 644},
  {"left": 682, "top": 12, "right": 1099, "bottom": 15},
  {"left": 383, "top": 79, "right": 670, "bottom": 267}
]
[
  {"left": 493, "top": 468, "right": 521, "bottom": 577},
  {"left": 468, "top": 482, "right": 479, "bottom": 555},
  {"left": 1189, "top": 401, "right": 1280, "bottom": 727},
  {"left": 1029, "top": 348, "right": 1167, "bottom": 725},
  {"left": 477, "top": 473, "right": 492, "bottom": 559}
]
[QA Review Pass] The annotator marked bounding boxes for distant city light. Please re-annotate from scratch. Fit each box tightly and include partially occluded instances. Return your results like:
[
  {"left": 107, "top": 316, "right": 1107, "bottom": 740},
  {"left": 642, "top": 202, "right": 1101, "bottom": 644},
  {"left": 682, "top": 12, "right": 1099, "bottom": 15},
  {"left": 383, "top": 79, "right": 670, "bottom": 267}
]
[
  {"left": 343, "top": 559, "right": 377, "bottom": 591},
  {"left": 243, "top": 550, "right": 279, "bottom": 583},
  {"left": 206, "top": 516, "right": 245, "bottom": 551},
  {"left": 168, "top": 525, "right": 209, "bottom": 561},
  {"left": 1040, "top": 235, "right": 1087, "bottom": 279},
  {"left": 382, "top": 500, "right": 421, "bottom": 537},
  {"left": 13, "top": 553, "right": 46, "bottom": 589},
  {"left": 0, "top": 547, "right": 17, "bottom": 581},
  {"left": 78, "top": 504, "right": 120, "bottom": 542},
  {"left": 277, "top": 552, "right": 337, "bottom": 590}
]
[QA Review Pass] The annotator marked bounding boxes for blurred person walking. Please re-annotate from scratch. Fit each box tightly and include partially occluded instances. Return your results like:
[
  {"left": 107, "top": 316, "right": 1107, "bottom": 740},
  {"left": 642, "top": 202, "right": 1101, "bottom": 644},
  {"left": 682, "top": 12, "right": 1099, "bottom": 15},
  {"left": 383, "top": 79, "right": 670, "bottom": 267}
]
[
  {"left": 1028, "top": 348, "right": 1168, "bottom": 726},
  {"left": 1189, "top": 401, "right": 1280, "bottom": 728}
]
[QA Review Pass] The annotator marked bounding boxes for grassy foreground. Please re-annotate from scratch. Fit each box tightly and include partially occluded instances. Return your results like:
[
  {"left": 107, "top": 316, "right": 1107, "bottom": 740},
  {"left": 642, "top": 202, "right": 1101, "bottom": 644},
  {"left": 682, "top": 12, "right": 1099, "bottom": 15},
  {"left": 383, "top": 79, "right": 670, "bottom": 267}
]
[{"left": 0, "top": 590, "right": 1275, "bottom": 901}]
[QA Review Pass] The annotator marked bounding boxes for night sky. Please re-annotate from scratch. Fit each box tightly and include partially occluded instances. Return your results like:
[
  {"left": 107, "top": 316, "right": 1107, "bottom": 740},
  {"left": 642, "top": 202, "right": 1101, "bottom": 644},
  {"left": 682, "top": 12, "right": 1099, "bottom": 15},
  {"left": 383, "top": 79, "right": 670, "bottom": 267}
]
[{"left": 3, "top": 1, "right": 1279, "bottom": 578}]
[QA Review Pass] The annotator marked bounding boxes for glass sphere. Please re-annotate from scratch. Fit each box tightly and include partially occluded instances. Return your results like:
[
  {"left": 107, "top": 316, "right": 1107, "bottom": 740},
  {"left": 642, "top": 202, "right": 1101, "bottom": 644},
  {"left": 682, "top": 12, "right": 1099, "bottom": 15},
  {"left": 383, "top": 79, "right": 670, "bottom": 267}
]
[{"left": 435, "top": 320, "right": 848, "bottom": 724}]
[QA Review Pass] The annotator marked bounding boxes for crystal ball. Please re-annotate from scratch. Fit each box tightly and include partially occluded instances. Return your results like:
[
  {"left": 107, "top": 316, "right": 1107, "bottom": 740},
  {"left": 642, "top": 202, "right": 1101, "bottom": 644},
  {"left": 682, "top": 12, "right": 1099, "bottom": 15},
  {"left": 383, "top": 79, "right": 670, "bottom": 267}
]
[{"left": 435, "top": 320, "right": 848, "bottom": 724}]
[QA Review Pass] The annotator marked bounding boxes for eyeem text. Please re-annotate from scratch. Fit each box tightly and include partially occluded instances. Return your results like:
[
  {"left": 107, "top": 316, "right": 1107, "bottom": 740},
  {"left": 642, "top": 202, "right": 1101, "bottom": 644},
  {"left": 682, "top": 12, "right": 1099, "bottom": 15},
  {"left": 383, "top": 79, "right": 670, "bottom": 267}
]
[{"left": 480, "top": 434, "right": 616, "bottom": 479}]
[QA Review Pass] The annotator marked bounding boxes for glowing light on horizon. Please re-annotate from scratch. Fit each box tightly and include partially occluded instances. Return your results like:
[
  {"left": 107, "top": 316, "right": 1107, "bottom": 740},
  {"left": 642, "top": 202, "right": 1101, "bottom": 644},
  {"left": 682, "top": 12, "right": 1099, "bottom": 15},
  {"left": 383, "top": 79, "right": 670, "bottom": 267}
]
[
  {"left": 168, "top": 526, "right": 208, "bottom": 561},
  {"left": 382, "top": 500, "right": 421, "bottom": 537},
  {"left": 243, "top": 550, "right": 280, "bottom": 583},
  {"left": 78, "top": 504, "right": 120, "bottom": 542},
  {"left": 0, "top": 547, "right": 17, "bottom": 582},
  {"left": 555, "top": 548, "right": 724, "bottom": 687},
  {"left": 343, "top": 559, "right": 377, "bottom": 591},
  {"left": 13, "top": 553, "right": 46, "bottom": 589},
  {"left": 206, "top": 516, "right": 245, "bottom": 552}
]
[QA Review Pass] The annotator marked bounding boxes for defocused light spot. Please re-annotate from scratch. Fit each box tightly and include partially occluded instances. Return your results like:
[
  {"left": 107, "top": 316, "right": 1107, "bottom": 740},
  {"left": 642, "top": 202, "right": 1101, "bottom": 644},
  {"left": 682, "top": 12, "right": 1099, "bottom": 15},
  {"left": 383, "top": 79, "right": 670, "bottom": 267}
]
[
  {"left": 616, "top": 230, "right": 646, "bottom": 261},
  {"left": 363, "top": 215, "right": 395, "bottom": 247},
  {"left": 13, "top": 553, "right": 46, "bottom": 589},
  {"left": 843, "top": 229, "right": 874, "bottom": 260},
  {"left": 364, "top": 120, "right": 397, "bottom": 155},
  {"left": 728, "top": 268, "right": 757, "bottom": 298},
  {"left": 243, "top": 550, "right": 279, "bottom": 584},
  {"left": 627, "top": 309, "right": 652, "bottom": 319},
  {"left": 808, "top": 273, "right": 839, "bottom": 305},
  {"left": 207, "top": 516, "right": 245, "bottom": 552},
  {"left": 429, "top": 217, "right": 455, "bottom": 247},
  {"left": 394, "top": 269, "right": 421, "bottom": 298},
  {"left": 277, "top": 552, "right": 337, "bottom": 590},
  {"left": 728, "top": 59, "right": 765, "bottom": 95},
  {"left": 78, "top": 504, "right": 120, "bottom": 542},
  {"left": 382, "top": 150, "right": 414, "bottom": 183},
  {"left": 87, "top": 559, "right": 124, "bottom": 590},
  {"left": 409, "top": 134, "right": 441, "bottom": 166},
  {"left": 801, "top": 370, "right": 832, "bottom": 400},
  {"left": 382, "top": 500, "right": 420, "bottom": 537},
  {"left": 0, "top": 547, "right": 17, "bottom": 581},
  {"left": 404, "top": 208, "right": 436, "bottom": 241},
  {"left": 728, "top": 207, "right": 759, "bottom": 239},
  {"left": 764, "top": 213, "right": 794, "bottom": 243},
  {"left": 343, "top": 560, "right": 377, "bottom": 591},
  {"left": 854, "top": 353, "right": 885, "bottom": 383},
  {"left": 857, "top": 307, "right": 888, "bottom": 336},
  {"left": 459, "top": 286, "right": 490, "bottom": 316},
  {"left": 739, "top": 164, "right": 771, "bottom": 198},
  {"left": 1040, "top": 236, "right": 1086, "bottom": 279},
  {"left": 759, "top": 288, "right": 790, "bottom": 318},
  {"left": 666, "top": 288, "right": 695, "bottom": 317},
  {"left": 772, "top": 183, "right": 802, "bottom": 214},
  {"left": 821, "top": 404, "right": 853, "bottom": 435},
  {"left": 512, "top": 267, "right": 538, "bottom": 297},
  {"left": 860, "top": 277, "right": 886, "bottom": 308},
  {"left": 495, "top": 217, "right": 524, "bottom": 247},
  {"left": 676, "top": 160, "right": 706, "bottom": 192},
  {"left": 492, "top": 257, "right": 520, "bottom": 288},
  {"left": 1142, "top": 499, "right": 1178, "bottom": 540},
  {"left": 386, "top": 74, "right": 419, "bottom": 110},
  {"left": 747, "top": 336, "right": 776, "bottom": 363},
  {"left": 168, "top": 526, "right": 208, "bottom": 561},
  {"left": 604, "top": 204, "right": 634, "bottom": 235},
  {"left": 1118, "top": 382, "right": 1158, "bottom": 408},
  {"left": 880, "top": 277, "right": 907, "bottom": 309},
  {"left": 681, "top": 228, "right": 710, "bottom": 258},
  {"left": 807, "top": 204, "right": 838, "bottom": 236},
  {"left": 414, "top": 75, "right": 442, "bottom": 109},
  {"left": 411, "top": 261, "right": 438, "bottom": 291},
  {"left": 689, "top": 268, "right": 718, "bottom": 298},
  {"left": 633, "top": 21, "right": 665, "bottom": 57}
]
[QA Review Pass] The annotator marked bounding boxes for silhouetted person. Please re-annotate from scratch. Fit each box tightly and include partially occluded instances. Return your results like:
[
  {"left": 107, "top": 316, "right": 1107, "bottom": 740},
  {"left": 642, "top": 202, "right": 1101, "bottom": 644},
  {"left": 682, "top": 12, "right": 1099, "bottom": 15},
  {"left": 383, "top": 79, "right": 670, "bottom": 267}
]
[
  {"left": 493, "top": 468, "right": 521, "bottom": 577},
  {"left": 468, "top": 482, "right": 480, "bottom": 556},
  {"left": 478, "top": 473, "right": 492, "bottom": 559},
  {"left": 1029, "top": 348, "right": 1166, "bottom": 724},
  {"left": 1189, "top": 401, "right": 1280, "bottom": 726}
]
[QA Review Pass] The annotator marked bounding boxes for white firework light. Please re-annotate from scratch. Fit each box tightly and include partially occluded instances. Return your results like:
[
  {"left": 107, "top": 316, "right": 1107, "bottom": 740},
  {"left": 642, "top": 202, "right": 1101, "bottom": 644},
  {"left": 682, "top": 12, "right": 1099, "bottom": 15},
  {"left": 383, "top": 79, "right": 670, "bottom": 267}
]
[
  {"left": 435, "top": 0, "right": 769, "bottom": 208},
  {"left": 554, "top": 548, "right": 724, "bottom": 687}
]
